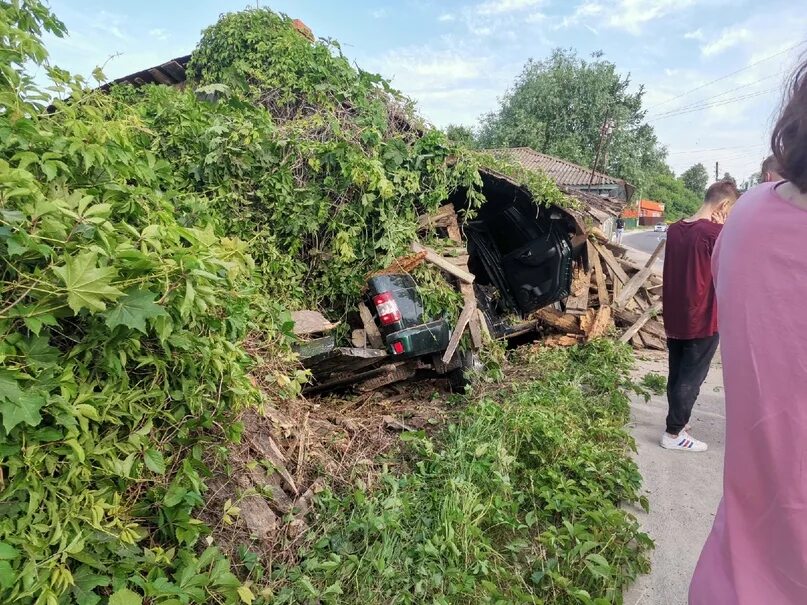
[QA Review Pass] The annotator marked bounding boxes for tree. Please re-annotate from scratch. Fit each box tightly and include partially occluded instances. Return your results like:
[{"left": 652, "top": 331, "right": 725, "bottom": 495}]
[
  {"left": 680, "top": 163, "right": 709, "bottom": 196},
  {"left": 444, "top": 124, "right": 477, "bottom": 148},
  {"left": 644, "top": 168, "right": 701, "bottom": 222},
  {"left": 722, "top": 171, "right": 737, "bottom": 186},
  {"left": 477, "top": 48, "right": 667, "bottom": 191}
]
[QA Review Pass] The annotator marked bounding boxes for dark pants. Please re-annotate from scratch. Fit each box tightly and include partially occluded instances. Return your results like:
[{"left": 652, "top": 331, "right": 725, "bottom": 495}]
[{"left": 666, "top": 335, "right": 719, "bottom": 435}]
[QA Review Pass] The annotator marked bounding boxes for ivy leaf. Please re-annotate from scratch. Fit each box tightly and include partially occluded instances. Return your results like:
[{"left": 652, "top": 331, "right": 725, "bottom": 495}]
[
  {"left": 53, "top": 252, "right": 123, "bottom": 313},
  {"left": 0, "top": 391, "right": 45, "bottom": 433},
  {"left": 0, "top": 371, "right": 22, "bottom": 402},
  {"left": 143, "top": 448, "right": 166, "bottom": 475},
  {"left": 0, "top": 542, "right": 20, "bottom": 560},
  {"left": 0, "top": 561, "right": 13, "bottom": 590},
  {"left": 17, "top": 336, "right": 59, "bottom": 368},
  {"left": 104, "top": 289, "right": 167, "bottom": 333},
  {"left": 108, "top": 588, "right": 142, "bottom": 605}
]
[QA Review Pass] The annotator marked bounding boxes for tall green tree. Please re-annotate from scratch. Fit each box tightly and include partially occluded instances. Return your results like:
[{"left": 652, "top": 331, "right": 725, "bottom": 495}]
[
  {"left": 444, "top": 123, "right": 477, "bottom": 148},
  {"left": 722, "top": 171, "right": 737, "bottom": 186},
  {"left": 644, "top": 168, "right": 701, "bottom": 222},
  {"left": 477, "top": 49, "right": 667, "bottom": 190},
  {"left": 680, "top": 162, "right": 709, "bottom": 195}
]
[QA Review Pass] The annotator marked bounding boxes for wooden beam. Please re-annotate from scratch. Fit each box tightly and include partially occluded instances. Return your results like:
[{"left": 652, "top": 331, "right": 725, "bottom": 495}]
[
  {"left": 412, "top": 242, "right": 475, "bottom": 284},
  {"left": 532, "top": 307, "right": 581, "bottom": 334},
  {"left": 589, "top": 241, "right": 610, "bottom": 307},
  {"left": 566, "top": 266, "right": 591, "bottom": 315},
  {"left": 591, "top": 240, "right": 629, "bottom": 284},
  {"left": 358, "top": 303, "right": 384, "bottom": 349},
  {"left": 613, "top": 239, "right": 666, "bottom": 309},
  {"left": 461, "top": 283, "right": 483, "bottom": 348},
  {"left": 416, "top": 204, "right": 456, "bottom": 232},
  {"left": 619, "top": 302, "right": 662, "bottom": 344},
  {"left": 441, "top": 300, "right": 476, "bottom": 364},
  {"left": 587, "top": 306, "right": 612, "bottom": 341}
]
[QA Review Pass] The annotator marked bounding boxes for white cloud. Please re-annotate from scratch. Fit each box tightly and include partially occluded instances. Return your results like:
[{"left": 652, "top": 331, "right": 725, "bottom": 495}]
[
  {"left": 372, "top": 8, "right": 388, "bottom": 19},
  {"left": 149, "top": 28, "right": 168, "bottom": 41},
  {"left": 438, "top": 13, "right": 456, "bottom": 22},
  {"left": 554, "top": 2, "right": 604, "bottom": 30},
  {"left": 701, "top": 28, "right": 751, "bottom": 57},
  {"left": 526, "top": 12, "right": 548, "bottom": 23},
  {"left": 684, "top": 28, "right": 704, "bottom": 40},
  {"left": 475, "top": 0, "right": 544, "bottom": 16},
  {"left": 606, "top": 0, "right": 696, "bottom": 34}
]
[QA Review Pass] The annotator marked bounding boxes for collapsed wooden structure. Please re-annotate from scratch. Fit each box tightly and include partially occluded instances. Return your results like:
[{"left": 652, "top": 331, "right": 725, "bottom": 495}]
[{"left": 538, "top": 228, "right": 666, "bottom": 349}]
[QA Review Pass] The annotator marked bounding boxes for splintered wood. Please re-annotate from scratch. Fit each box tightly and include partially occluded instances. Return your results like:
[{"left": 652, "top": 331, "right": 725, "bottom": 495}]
[{"left": 531, "top": 231, "right": 666, "bottom": 351}]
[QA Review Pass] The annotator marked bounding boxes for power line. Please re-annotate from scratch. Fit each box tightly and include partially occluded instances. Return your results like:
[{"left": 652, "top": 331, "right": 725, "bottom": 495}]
[
  {"left": 648, "top": 88, "right": 778, "bottom": 122},
  {"left": 666, "top": 143, "right": 766, "bottom": 155},
  {"left": 646, "top": 38, "right": 807, "bottom": 111},
  {"left": 648, "top": 71, "right": 786, "bottom": 119}
]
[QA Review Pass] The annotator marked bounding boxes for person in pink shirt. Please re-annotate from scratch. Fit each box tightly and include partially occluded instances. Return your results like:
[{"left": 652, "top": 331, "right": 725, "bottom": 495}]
[{"left": 689, "top": 61, "right": 807, "bottom": 603}]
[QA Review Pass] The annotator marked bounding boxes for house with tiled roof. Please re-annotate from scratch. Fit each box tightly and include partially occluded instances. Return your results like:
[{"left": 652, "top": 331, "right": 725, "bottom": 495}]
[{"left": 490, "top": 147, "right": 633, "bottom": 239}]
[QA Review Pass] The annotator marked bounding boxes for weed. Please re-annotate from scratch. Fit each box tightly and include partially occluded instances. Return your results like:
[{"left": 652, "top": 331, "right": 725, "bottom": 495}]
[{"left": 640, "top": 373, "right": 667, "bottom": 396}]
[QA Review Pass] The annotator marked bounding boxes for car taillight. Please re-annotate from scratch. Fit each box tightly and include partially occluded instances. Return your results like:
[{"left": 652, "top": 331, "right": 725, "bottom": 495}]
[
  {"left": 372, "top": 291, "right": 401, "bottom": 326},
  {"left": 391, "top": 341, "right": 405, "bottom": 355}
]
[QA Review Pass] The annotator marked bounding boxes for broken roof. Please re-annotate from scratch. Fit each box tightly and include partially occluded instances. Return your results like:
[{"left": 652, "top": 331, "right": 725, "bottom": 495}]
[
  {"left": 99, "top": 55, "right": 191, "bottom": 91},
  {"left": 490, "top": 147, "right": 635, "bottom": 201}
]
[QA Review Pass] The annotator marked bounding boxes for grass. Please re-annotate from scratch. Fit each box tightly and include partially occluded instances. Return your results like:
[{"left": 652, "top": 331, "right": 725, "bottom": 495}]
[
  {"left": 260, "top": 341, "right": 652, "bottom": 604},
  {"left": 640, "top": 373, "right": 667, "bottom": 396}
]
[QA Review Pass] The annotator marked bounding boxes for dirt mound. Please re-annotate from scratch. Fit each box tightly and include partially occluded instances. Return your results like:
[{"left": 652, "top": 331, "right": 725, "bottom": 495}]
[{"left": 201, "top": 379, "right": 453, "bottom": 565}]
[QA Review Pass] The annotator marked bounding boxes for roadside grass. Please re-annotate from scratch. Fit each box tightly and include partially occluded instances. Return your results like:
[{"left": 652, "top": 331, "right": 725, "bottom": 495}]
[
  {"left": 640, "top": 373, "right": 667, "bottom": 396},
  {"left": 262, "top": 341, "right": 652, "bottom": 604}
]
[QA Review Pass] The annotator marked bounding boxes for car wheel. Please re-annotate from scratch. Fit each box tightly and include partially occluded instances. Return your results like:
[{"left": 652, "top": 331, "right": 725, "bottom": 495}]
[{"left": 447, "top": 350, "right": 479, "bottom": 393}]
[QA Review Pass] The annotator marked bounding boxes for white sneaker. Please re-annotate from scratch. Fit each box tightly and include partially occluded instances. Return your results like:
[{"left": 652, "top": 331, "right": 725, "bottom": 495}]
[{"left": 660, "top": 430, "right": 708, "bottom": 452}]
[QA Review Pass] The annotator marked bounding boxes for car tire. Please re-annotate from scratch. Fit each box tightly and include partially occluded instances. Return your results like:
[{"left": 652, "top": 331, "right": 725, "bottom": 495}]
[{"left": 447, "top": 350, "right": 478, "bottom": 393}]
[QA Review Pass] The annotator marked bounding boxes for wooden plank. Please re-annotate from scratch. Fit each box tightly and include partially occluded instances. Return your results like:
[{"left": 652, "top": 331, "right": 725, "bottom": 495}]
[
  {"left": 617, "top": 257, "right": 663, "bottom": 285},
  {"left": 476, "top": 308, "right": 491, "bottom": 340},
  {"left": 412, "top": 242, "right": 475, "bottom": 284},
  {"left": 532, "top": 307, "right": 581, "bottom": 334},
  {"left": 589, "top": 241, "right": 610, "bottom": 307},
  {"left": 614, "top": 308, "right": 666, "bottom": 340},
  {"left": 302, "top": 347, "right": 388, "bottom": 379},
  {"left": 416, "top": 204, "right": 456, "bottom": 231},
  {"left": 148, "top": 68, "right": 174, "bottom": 85},
  {"left": 613, "top": 239, "right": 666, "bottom": 309},
  {"left": 446, "top": 212, "right": 462, "bottom": 242},
  {"left": 461, "top": 283, "right": 483, "bottom": 348},
  {"left": 566, "top": 266, "right": 591, "bottom": 315},
  {"left": 591, "top": 240, "right": 629, "bottom": 284},
  {"left": 619, "top": 302, "right": 663, "bottom": 344},
  {"left": 358, "top": 303, "right": 384, "bottom": 349},
  {"left": 291, "top": 310, "right": 338, "bottom": 336},
  {"left": 631, "top": 331, "right": 646, "bottom": 349},
  {"left": 587, "top": 306, "right": 612, "bottom": 341},
  {"left": 351, "top": 329, "right": 366, "bottom": 348},
  {"left": 639, "top": 331, "right": 667, "bottom": 351},
  {"left": 441, "top": 301, "right": 476, "bottom": 364}
]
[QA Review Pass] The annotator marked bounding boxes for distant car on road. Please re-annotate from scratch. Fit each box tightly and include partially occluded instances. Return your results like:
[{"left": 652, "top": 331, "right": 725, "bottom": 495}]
[{"left": 654, "top": 224, "right": 668, "bottom": 233}]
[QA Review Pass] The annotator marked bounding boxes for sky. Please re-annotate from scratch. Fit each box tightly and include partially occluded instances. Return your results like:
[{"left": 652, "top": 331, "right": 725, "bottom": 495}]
[{"left": 43, "top": 0, "right": 807, "bottom": 188}]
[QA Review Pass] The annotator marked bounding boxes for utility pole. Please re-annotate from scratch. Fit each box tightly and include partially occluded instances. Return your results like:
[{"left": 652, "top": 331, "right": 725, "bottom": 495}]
[{"left": 715, "top": 161, "right": 719, "bottom": 181}]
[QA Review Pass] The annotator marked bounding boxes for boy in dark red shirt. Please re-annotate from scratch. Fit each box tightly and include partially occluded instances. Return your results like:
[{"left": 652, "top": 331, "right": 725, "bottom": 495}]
[{"left": 661, "top": 180, "right": 739, "bottom": 452}]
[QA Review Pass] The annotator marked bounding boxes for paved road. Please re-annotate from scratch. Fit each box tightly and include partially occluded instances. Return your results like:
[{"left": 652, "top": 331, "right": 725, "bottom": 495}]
[
  {"left": 622, "top": 230, "right": 667, "bottom": 259},
  {"left": 624, "top": 352, "right": 725, "bottom": 605}
]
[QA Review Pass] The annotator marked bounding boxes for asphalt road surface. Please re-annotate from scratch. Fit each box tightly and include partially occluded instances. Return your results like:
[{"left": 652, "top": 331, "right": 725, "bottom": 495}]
[{"left": 622, "top": 230, "right": 667, "bottom": 260}]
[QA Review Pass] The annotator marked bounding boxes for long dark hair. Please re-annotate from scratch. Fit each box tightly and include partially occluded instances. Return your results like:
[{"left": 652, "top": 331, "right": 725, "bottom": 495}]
[{"left": 772, "top": 60, "right": 807, "bottom": 192}]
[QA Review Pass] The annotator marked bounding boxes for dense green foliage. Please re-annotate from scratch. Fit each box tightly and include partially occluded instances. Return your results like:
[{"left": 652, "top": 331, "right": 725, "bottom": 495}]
[
  {"left": 679, "top": 163, "right": 709, "bottom": 196},
  {"left": 477, "top": 49, "right": 667, "bottom": 192},
  {"left": 265, "top": 342, "right": 651, "bottom": 604},
  {"left": 643, "top": 169, "right": 701, "bottom": 222},
  {"left": 0, "top": 4, "right": 581, "bottom": 605},
  {"left": 443, "top": 124, "right": 477, "bottom": 148}
]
